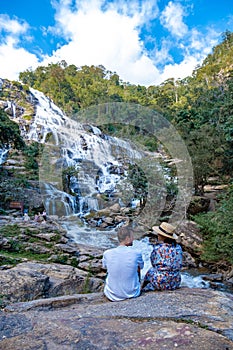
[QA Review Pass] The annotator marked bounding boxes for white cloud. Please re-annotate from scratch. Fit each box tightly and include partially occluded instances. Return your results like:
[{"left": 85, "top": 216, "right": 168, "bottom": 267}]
[
  {"left": 0, "top": 43, "right": 39, "bottom": 80},
  {"left": 0, "top": 14, "right": 28, "bottom": 35},
  {"left": 160, "top": 55, "right": 199, "bottom": 82},
  {"left": 43, "top": 0, "right": 161, "bottom": 85},
  {"left": 0, "top": 0, "right": 222, "bottom": 86},
  {"left": 189, "top": 28, "right": 218, "bottom": 56},
  {"left": 0, "top": 15, "right": 39, "bottom": 80},
  {"left": 160, "top": 1, "right": 188, "bottom": 38},
  {"left": 159, "top": 27, "right": 219, "bottom": 83}
]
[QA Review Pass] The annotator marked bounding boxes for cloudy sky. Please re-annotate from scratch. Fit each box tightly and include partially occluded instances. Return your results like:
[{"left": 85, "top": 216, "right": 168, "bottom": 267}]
[{"left": 0, "top": 0, "right": 233, "bottom": 86}]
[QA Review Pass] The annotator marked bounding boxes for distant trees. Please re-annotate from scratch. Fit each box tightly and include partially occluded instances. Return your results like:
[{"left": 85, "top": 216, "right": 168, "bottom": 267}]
[
  {"left": 19, "top": 63, "right": 125, "bottom": 114},
  {"left": 18, "top": 31, "right": 233, "bottom": 194}
]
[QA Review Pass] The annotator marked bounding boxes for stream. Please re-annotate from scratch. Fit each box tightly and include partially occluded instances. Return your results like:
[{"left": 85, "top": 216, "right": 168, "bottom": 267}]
[{"left": 62, "top": 219, "right": 233, "bottom": 294}]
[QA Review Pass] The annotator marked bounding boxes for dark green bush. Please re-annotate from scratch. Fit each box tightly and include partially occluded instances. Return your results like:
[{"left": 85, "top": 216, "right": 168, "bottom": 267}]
[{"left": 194, "top": 186, "right": 233, "bottom": 264}]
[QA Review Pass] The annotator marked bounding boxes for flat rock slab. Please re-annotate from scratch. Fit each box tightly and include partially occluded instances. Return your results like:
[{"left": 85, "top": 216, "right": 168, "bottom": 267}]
[{"left": 1, "top": 288, "right": 233, "bottom": 350}]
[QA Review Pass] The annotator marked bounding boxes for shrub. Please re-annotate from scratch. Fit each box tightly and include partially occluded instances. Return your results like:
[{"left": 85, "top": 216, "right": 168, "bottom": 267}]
[{"left": 194, "top": 186, "right": 233, "bottom": 264}]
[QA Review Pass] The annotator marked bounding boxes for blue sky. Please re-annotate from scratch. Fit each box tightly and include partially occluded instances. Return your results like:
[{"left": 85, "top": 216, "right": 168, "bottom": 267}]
[{"left": 0, "top": 0, "right": 233, "bottom": 86}]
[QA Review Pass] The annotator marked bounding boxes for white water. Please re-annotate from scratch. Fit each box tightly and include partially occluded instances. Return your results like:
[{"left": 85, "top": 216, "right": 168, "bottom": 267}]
[
  {"left": 63, "top": 224, "right": 209, "bottom": 289},
  {"left": 28, "top": 88, "right": 148, "bottom": 216},
  {"left": 0, "top": 148, "right": 8, "bottom": 165},
  {"left": 0, "top": 86, "right": 210, "bottom": 289}
]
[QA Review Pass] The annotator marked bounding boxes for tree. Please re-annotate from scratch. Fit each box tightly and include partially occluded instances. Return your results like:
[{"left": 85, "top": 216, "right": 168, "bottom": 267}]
[
  {"left": 0, "top": 109, "right": 25, "bottom": 150},
  {"left": 194, "top": 186, "right": 233, "bottom": 264}
]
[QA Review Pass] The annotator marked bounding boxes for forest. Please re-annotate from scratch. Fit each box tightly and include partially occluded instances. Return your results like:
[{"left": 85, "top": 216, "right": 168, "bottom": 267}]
[{"left": 1, "top": 30, "right": 233, "bottom": 266}]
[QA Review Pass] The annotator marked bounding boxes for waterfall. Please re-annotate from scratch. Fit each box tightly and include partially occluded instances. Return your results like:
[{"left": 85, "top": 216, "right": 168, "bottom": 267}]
[
  {"left": 28, "top": 88, "right": 152, "bottom": 217},
  {"left": 40, "top": 183, "right": 77, "bottom": 216},
  {"left": 0, "top": 148, "right": 9, "bottom": 165},
  {"left": 1, "top": 86, "right": 210, "bottom": 290}
]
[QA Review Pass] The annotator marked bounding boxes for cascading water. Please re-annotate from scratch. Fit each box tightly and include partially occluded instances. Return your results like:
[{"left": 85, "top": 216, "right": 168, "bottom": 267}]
[
  {"left": 29, "top": 88, "right": 151, "bottom": 218},
  {"left": 1, "top": 85, "right": 213, "bottom": 290},
  {"left": 0, "top": 148, "right": 8, "bottom": 165}
]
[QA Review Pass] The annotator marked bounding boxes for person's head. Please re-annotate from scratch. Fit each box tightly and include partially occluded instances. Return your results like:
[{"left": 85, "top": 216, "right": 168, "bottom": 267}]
[
  {"left": 152, "top": 222, "right": 178, "bottom": 245},
  {"left": 117, "top": 226, "right": 133, "bottom": 246}
]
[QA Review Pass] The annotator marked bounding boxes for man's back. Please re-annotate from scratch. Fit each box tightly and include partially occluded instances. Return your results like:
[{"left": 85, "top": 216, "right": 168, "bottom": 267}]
[{"left": 103, "top": 245, "right": 144, "bottom": 301}]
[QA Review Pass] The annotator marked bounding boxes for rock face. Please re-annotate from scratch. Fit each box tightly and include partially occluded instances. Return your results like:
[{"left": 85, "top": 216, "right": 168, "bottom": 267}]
[
  {"left": 0, "top": 262, "right": 104, "bottom": 304},
  {"left": 0, "top": 218, "right": 105, "bottom": 305},
  {"left": 1, "top": 288, "right": 233, "bottom": 349}
]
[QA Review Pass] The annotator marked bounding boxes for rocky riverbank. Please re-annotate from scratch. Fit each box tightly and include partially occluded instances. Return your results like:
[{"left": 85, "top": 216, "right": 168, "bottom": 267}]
[
  {"left": 0, "top": 202, "right": 233, "bottom": 350},
  {"left": 0, "top": 213, "right": 233, "bottom": 307}
]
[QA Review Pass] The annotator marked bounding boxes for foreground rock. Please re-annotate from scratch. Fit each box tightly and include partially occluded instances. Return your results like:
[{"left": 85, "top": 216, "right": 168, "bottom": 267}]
[
  {"left": 0, "top": 261, "right": 104, "bottom": 305},
  {"left": 1, "top": 288, "right": 233, "bottom": 350}
]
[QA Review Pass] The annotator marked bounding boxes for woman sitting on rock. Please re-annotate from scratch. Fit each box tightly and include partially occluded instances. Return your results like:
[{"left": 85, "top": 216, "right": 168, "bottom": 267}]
[{"left": 141, "top": 222, "right": 182, "bottom": 292}]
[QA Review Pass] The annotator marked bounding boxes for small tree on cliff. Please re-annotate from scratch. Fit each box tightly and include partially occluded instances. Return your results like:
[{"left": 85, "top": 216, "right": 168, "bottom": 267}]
[{"left": 0, "top": 109, "right": 25, "bottom": 150}]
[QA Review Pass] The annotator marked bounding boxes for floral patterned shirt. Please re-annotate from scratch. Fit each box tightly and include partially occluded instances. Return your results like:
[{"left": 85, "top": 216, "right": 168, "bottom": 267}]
[{"left": 142, "top": 243, "right": 182, "bottom": 291}]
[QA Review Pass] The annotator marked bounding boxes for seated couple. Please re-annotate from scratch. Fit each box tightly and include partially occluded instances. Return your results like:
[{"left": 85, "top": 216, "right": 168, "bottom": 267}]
[{"left": 102, "top": 223, "right": 182, "bottom": 302}]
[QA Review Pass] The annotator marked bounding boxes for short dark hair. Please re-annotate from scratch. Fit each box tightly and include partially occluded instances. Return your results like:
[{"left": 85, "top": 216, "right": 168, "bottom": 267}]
[
  {"left": 163, "top": 237, "right": 177, "bottom": 246},
  {"left": 117, "top": 226, "right": 132, "bottom": 243}
]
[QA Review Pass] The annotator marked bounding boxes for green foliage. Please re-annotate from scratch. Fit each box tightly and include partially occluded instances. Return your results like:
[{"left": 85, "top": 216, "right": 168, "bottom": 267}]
[
  {"left": 70, "top": 257, "right": 79, "bottom": 268},
  {"left": 0, "top": 224, "right": 21, "bottom": 237},
  {"left": 0, "top": 109, "right": 25, "bottom": 149},
  {"left": 23, "top": 142, "right": 43, "bottom": 179},
  {"left": 194, "top": 186, "right": 233, "bottom": 264},
  {"left": 0, "top": 255, "right": 19, "bottom": 266},
  {"left": 0, "top": 250, "right": 51, "bottom": 261},
  {"left": 99, "top": 123, "right": 158, "bottom": 152},
  {"left": 128, "top": 163, "right": 148, "bottom": 204},
  {"left": 62, "top": 166, "right": 79, "bottom": 194},
  {"left": 51, "top": 254, "right": 68, "bottom": 265},
  {"left": 8, "top": 239, "right": 23, "bottom": 252}
]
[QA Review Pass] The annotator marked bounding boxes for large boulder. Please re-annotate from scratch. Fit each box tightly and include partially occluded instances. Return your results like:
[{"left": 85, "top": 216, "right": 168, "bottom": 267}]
[
  {"left": 0, "top": 262, "right": 104, "bottom": 305},
  {"left": 176, "top": 220, "right": 203, "bottom": 259},
  {"left": 187, "top": 196, "right": 210, "bottom": 215},
  {"left": 1, "top": 288, "right": 233, "bottom": 349}
]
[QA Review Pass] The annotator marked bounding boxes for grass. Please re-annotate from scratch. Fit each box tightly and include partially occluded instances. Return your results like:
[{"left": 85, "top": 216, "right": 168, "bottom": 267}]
[{"left": 0, "top": 250, "right": 51, "bottom": 262}]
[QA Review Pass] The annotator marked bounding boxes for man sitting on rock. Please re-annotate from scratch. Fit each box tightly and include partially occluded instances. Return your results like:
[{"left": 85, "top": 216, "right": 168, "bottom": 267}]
[{"left": 102, "top": 225, "right": 144, "bottom": 302}]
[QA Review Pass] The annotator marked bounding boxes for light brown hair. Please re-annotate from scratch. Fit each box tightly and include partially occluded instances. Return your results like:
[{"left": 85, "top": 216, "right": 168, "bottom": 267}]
[{"left": 117, "top": 226, "right": 132, "bottom": 243}]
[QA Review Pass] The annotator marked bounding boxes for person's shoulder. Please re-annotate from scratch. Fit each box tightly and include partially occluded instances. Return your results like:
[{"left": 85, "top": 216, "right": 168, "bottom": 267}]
[
  {"left": 129, "top": 247, "right": 143, "bottom": 256},
  {"left": 103, "top": 247, "right": 117, "bottom": 255},
  {"left": 175, "top": 243, "right": 182, "bottom": 251}
]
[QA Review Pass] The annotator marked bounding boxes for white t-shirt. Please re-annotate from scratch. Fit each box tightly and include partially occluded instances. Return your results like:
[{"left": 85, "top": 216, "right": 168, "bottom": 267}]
[{"left": 102, "top": 245, "right": 144, "bottom": 302}]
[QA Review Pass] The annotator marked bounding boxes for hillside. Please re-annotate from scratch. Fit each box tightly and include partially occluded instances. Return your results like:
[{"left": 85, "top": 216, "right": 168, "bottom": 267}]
[{"left": 0, "top": 31, "right": 233, "bottom": 269}]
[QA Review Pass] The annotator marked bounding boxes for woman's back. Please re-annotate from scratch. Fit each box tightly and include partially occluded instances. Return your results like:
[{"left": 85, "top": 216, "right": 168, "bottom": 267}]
[{"left": 150, "top": 243, "right": 182, "bottom": 271}]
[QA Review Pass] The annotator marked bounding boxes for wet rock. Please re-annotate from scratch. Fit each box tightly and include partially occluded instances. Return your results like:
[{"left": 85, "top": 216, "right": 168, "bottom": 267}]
[
  {"left": 54, "top": 243, "right": 79, "bottom": 255},
  {"left": 203, "top": 273, "right": 223, "bottom": 282},
  {"left": 78, "top": 258, "right": 103, "bottom": 273}
]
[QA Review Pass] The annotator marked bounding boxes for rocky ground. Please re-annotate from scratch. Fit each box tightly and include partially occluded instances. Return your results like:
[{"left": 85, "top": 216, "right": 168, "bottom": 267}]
[
  {"left": 0, "top": 212, "right": 233, "bottom": 349},
  {"left": 0, "top": 213, "right": 233, "bottom": 306},
  {"left": 1, "top": 288, "right": 233, "bottom": 349}
]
